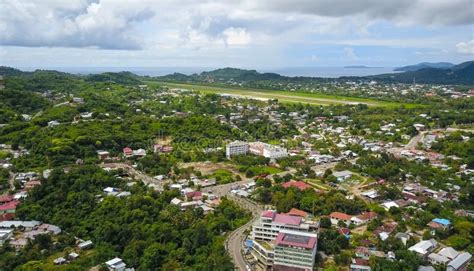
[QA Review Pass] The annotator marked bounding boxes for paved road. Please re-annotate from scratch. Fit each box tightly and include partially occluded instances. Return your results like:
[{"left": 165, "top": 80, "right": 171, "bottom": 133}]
[{"left": 226, "top": 196, "right": 264, "bottom": 271}]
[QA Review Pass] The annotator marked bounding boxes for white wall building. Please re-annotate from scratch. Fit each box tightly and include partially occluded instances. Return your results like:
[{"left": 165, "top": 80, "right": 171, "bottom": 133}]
[
  {"left": 249, "top": 142, "right": 288, "bottom": 159},
  {"left": 273, "top": 230, "right": 318, "bottom": 271},
  {"left": 252, "top": 210, "right": 311, "bottom": 242},
  {"left": 225, "top": 141, "right": 248, "bottom": 158},
  {"left": 250, "top": 210, "right": 317, "bottom": 271}
]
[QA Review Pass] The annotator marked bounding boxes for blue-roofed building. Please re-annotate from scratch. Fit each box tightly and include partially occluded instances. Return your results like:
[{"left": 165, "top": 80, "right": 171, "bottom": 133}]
[
  {"left": 245, "top": 239, "right": 254, "bottom": 248},
  {"left": 428, "top": 218, "right": 452, "bottom": 230}
]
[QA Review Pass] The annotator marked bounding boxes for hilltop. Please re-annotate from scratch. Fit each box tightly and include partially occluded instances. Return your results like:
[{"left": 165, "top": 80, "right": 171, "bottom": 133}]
[
  {"left": 394, "top": 62, "right": 455, "bottom": 72},
  {"left": 368, "top": 61, "right": 474, "bottom": 85}
]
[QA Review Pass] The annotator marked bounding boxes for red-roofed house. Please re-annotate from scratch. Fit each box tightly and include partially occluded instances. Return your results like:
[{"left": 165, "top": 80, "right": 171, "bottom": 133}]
[
  {"left": 0, "top": 200, "right": 20, "bottom": 215},
  {"left": 281, "top": 180, "right": 312, "bottom": 191},
  {"left": 338, "top": 227, "right": 351, "bottom": 238},
  {"left": 0, "top": 195, "right": 14, "bottom": 203},
  {"left": 0, "top": 213, "right": 15, "bottom": 221},
  {"left": 285, "top": 208, "right": 309, "bottom": 218},
  {"left": 123, "top": 147, "right": 133, "bottom": 157},
  {"left": 25, "top": 180, "right": 41, "bottom": 190},
  {"left": 352, "top": 212, "right": 378, "bottom": 225},
  {"left": 273, "top": 230, "right": 318, "bottom": 271},
  {"left": 330, "top": 212, "right": 353, "bottom": 226},
  {"left": 355, "top": 246, "right": 371, "bottom": 259},
  {"left": 185, "top": 191, "right": 203, "bottom": 201}
]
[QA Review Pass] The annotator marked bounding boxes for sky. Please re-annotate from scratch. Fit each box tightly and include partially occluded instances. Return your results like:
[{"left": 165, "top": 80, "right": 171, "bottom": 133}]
[{"left": 0, "top": 0, "right": 473, "bottom": 69}]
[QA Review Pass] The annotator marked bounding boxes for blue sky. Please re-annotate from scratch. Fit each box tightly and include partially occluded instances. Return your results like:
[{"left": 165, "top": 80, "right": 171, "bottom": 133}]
[{"left": 0, "top": 0, "right": 473, "bottom": 69}]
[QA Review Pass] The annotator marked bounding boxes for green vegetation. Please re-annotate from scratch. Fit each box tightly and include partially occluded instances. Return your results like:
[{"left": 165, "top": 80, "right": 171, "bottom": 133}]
[
  {"left": 0, "top": 166, "right": 251, "bottom": 270},
  {"left": 150, "top": 81, "right": 418, "bottom": 108}
]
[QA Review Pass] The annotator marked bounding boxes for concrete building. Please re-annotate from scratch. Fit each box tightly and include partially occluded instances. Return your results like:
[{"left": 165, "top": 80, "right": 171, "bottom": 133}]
[
  {"left": 249, "top": 142, "right": 288, "bottom": 159},
  {"left": 332, "top": 170, "right": 353, "bottom": 181},
  {"left": 105, "top": 257, "right": 127, "bottom": 271},
  {"left": 226, "top": 141, "right": 248, "bottom": 158},
  {"left": 250, "top": 210, "right": 317, "bottom": 270},
  {"left": 273, "top": 230, "right": 318, "bottom": 271},
  {"left": 252, "top": 210, "right": 312, "bottom": 242}
]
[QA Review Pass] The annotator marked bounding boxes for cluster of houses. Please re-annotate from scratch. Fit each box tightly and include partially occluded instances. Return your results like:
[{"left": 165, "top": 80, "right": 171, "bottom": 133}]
[
  {"left": 169, "top": 184, "right": 220, "bottom": 214},
  {"left": 53, "top": 239, "right": 94, "bottom": 266},
  {"left": 329, "top": 211, "right": 378, "bottom": 227},
  {"left": 408, "top": 239, "right": 472, "bottom": 271},
  {"left": 230, "top": 181, "right": 256, "bottom": 198},
  {"left": 0, "top": 220, "right": 61, "bottom": 250},
  {"left": 97, "top": 144, "right": 175, "bottom": 162},
  {"left": 0, "top": 171, "right": 45, "bottom": 221}
]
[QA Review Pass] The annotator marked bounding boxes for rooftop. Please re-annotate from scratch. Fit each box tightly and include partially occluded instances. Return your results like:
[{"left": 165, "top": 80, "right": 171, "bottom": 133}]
[
  {"left": 432, "top": 218, "right": 451, "bottom": 226},
  {"left": 448, "top": 252, "right": 472, "bottom": 269},
  {"left": 274, "top": 213, "right": 302, "bottom": 226},
  {"left": 285, "top": 208, "right": 308, "bottom": 218},
  {"left": 281, "top": 180, "right": 312, "bottom": 191},
  {"left": 0, "top": 200, "right": 20, "bottom": 211},
  {"left": 330, "top": 211, "right": 353, "bottom": 221},
  {"left": 275, "top": 230, "right": 317, "bottom": 249}
]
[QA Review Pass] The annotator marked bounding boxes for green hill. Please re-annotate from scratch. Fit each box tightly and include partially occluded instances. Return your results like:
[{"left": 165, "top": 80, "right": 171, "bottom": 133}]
[{"left": 368, "top": 61, "right": 474, "bottom": 85}]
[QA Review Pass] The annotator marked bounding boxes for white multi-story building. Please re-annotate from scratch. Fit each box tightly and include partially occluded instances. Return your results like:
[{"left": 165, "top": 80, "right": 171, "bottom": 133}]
[
  {"left": 252, "top": 210, "right": 311, "bottom": 241},
  {"left": 226, "top": 141, "right": 248, "bottom": 158},
  {"left": 250, "top": 210, "right": 318, "bottom": 271},
  {"left": 273, "top": 230, "right": 318, "bottom": 271},
  {"left": 249, "top": 142, "right": 288, "bottom": 159}
]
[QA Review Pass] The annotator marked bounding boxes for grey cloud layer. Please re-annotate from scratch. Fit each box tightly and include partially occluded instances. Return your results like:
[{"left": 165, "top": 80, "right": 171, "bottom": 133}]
[
  {"left": 258, "top": 0, "right": 474, "bottom": 25},
  {"left": 0, "top": 0, "right": 472, "bottom": 50}
]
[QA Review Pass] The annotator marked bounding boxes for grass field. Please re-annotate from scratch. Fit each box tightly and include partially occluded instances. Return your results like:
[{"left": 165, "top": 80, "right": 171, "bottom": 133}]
[{"left": 146, "top": 81, "right": 421, "bottom": 108}]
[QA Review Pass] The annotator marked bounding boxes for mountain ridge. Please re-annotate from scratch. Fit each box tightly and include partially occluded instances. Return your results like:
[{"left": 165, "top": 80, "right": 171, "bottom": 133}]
[{"left": 394, "top": 62, "right": 455, "bottom": 72}]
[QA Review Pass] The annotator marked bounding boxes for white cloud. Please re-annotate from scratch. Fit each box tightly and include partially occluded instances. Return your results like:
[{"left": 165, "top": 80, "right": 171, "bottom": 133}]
[
  {"left": 456, "top": 40, "right": 474, "bottom": 54},
  {"left": 343, "top": 47, "right": 358, "bottom": 60},
  {"left": 223, "top": 27, "right": 251, "bottom": 46},
  {"left": 0, "top": 0, "right": 155, "bottom": 49},
  {"left": 1, "top": 0, "right": 472, "bottom": 51}
]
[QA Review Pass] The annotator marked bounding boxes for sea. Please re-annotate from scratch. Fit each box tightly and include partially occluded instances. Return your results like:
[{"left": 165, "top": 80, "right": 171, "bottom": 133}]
[{"left": 20, "top": 66, "right": 399, "bottom": 78}]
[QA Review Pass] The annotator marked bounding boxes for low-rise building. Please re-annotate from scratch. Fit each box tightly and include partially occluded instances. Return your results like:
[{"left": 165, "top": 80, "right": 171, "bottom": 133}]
[
  {"left": 427, "top": 218, "right": 451, "bottom": 231},
  {"left": 333, "top": 170, "right": 353, "bottom": 181},
  {"left": 105, "top": 257, "right": 127, "bottom": 271},
  {"left": 0, "top": 228, "right": 13, "bottom": 245},
  {"left": 447, "top": 252, "right": 472, "bottom": 271},
  {"left": 330, "top": 212, "right": 353, "bottom": 226},
  {"left": 409, "top": 239, "right": 437, "bottom": 257}
]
